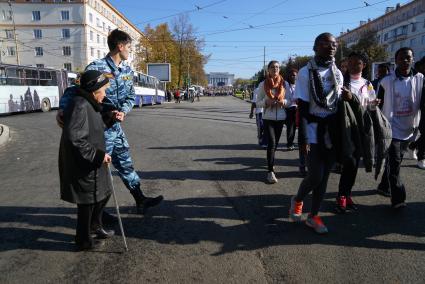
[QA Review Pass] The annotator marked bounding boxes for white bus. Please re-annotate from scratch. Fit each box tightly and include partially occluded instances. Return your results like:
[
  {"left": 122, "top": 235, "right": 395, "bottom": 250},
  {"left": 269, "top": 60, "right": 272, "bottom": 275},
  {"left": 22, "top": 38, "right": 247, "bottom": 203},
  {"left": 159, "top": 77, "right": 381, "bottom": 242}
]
[
  {"left": 133, "top": 71, "right": 165, "bottom": 107},
  {"left": 0, "top": 64, "right": 68, "bottom": 115}
]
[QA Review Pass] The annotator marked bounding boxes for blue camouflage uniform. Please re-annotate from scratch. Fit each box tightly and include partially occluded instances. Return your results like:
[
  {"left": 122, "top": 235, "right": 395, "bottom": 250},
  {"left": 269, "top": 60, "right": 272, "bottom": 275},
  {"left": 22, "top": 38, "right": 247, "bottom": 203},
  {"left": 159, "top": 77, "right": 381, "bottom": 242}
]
[{"left": 60, "top": 56, "right": 141, "bottom": 191}]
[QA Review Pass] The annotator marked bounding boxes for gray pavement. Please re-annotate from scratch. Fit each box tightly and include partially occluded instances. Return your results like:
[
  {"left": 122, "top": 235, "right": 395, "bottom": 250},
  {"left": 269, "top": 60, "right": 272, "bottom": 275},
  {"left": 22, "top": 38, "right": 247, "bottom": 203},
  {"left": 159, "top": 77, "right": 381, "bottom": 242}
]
[{"left": 0, "top": 96, "right": 424, "bottom": 283}]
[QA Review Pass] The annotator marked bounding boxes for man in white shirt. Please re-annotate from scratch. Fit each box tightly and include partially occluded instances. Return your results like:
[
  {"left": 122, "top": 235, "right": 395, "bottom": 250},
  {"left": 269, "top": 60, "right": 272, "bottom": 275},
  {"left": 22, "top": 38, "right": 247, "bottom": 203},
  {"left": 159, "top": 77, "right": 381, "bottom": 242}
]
[
  {"left": 376, "top": 47, "right": 424, "bottom": 208},
  {"left": 288, "top": 33, "right": 351, "bottom": 234},
  {"left": 284, "top": 68, "right": 298, "bottom": 150},
  {"left": 249, "top": 86, "right": 268, "bottom": 147}
]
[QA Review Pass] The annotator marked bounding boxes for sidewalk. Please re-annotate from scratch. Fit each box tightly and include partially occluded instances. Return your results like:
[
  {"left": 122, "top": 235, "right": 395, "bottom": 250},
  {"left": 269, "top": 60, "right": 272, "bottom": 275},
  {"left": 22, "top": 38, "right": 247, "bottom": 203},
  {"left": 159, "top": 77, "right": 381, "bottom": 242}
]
[{"left": 0, "top": 124, "right": 10, "bottom": 147}]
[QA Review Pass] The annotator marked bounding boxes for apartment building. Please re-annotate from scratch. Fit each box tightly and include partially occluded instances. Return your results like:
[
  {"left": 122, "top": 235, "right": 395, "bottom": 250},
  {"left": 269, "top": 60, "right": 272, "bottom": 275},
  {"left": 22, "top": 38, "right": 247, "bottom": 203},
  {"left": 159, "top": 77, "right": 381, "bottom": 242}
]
[
  {"left": 0, "top": 0, "right": 143, "bottom": 71},
  {"left": 338, "top": 0, "right": 425, "bottom": 61}
]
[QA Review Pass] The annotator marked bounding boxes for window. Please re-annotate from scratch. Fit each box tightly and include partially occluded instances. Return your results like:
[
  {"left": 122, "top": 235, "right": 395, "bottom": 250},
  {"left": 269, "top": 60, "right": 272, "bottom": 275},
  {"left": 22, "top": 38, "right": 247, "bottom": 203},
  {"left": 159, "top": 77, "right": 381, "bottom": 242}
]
[
  {"left": 7, "top": 46, "right": 16, "bottom": 56},
  {"left": 89, "top": 12, "right": 93, "bottom": 22},
  {"left": 64, "top": 63, "right": 72, "bottom": 71},
  {"left": 108, "top": 26, "right": 111, "bottom": 33},
  {"left": 90, "top": 30, "right": 93, "bottom": 41},
  {"left": 90, "top": 47, "right": 94, "bottom": 56},
  {"left": 32, "top": 11, "right": 41, "bottom": 21},
  {"left": 384, "top": 33, "right": 388, "bottom": 41},
  {"left": 391, "top": 43, "right": 395, "bottom": 52},
  {"left": 2, "top": 10, "right": 13, "bottom": 21},
  {"left": 411, "top": 22, "right": 417, "bottom": 32},
  {"left": 423, "top": 18, "right": 425, "bottom": 28},
  {"left": 5, "top": 30, "right": 13, "bottom": 39},
  {"left": 62, "top": 28, "right": 70, "bottom": 39},
  {"left": 96, "top": 17, "right": 100, "bottom": 27},
  {"left": 36, "top": 64, "right": 44, "bottom": 68},
  {"left": 97, "top": 34, "right": 100, "bottom": 43},
  {"left": 410, "top": 38, "right": 417, "bottom": 46},
  {"left": 61, "top": 10, "right": 69, "bottom": 21},
  {"left": 63, "top": 46, "right": 71, "bottom": 56},
  {"left": 97, "top": 50, "right": 100, "bottom": 58},
  {"left": 35, "top": 47, "right": 43, "bottom": 56},
  {"left": 422, "top": 35, "right": 425, "bottom": 44},
  {"left": 102, "top": 22, "right": 105, "bottom": 31},
  {"left": 33, "top": 29, "right": 42, "bottom": 39}
]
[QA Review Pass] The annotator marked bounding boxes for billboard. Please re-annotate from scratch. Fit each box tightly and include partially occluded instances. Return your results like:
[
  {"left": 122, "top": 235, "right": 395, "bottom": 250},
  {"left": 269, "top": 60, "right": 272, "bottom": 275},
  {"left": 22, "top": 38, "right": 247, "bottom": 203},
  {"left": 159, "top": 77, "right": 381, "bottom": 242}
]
[{"left": 147, "top": 63, "right": 171, "bottom": 82}]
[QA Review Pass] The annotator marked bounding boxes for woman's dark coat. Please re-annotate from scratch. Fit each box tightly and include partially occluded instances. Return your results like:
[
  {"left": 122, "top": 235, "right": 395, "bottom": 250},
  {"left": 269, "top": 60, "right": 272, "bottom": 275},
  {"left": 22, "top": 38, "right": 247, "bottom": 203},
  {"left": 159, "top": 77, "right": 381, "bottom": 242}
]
[{"left": 59, "top": 88, "right": 112, "bottom": 204}]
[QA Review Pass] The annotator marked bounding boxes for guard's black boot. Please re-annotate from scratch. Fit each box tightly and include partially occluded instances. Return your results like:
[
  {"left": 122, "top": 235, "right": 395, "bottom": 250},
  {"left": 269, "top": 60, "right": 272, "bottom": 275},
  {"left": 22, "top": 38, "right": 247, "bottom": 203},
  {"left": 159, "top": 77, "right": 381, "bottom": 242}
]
[{"left": 130, "top": 187, "right": 163, "bottom": 214}]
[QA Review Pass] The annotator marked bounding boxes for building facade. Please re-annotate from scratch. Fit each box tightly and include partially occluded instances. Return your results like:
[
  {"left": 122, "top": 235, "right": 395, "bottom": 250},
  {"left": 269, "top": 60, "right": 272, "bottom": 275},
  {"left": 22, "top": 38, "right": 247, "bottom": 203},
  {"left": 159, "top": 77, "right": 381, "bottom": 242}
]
[
  {"left": 338, "top": 0, "right": 425, "bottom": 62},
  {"left": 206, "top": 72, "right": 234, "bottom": 87},
  {"left": 0, "top": 0, "right": 143, "bottom": 72}
]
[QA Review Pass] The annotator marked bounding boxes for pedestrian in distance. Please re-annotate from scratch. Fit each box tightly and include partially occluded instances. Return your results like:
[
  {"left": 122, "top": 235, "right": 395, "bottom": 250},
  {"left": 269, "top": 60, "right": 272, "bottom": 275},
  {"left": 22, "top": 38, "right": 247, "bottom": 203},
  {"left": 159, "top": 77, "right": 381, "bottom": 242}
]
[
  {"left": 249, "top": 85, "right": 268, "bottom": 148},
  {"left": 284, "top": 68, "right": 298, "bottom": 151},
  {"left": 256, "top": 60, "right": 287, "bottom": 184},
  {"left": 57, "top": 29, "right": 163, "bottom": 216},
  {"left": 407, "top": 58, "right": 425, "bottom": 169},
  {"left": 59, "top": 70, "right": 115, "bottom": 251},
  {"left": 376, "top": 47, "right": 424, "bottom": 207},
  {"left": 289, "top": 32, "right": 352, "bottom": 234},
  {"left": 372, "top": 63, "right": 390, "bottom": 93}
]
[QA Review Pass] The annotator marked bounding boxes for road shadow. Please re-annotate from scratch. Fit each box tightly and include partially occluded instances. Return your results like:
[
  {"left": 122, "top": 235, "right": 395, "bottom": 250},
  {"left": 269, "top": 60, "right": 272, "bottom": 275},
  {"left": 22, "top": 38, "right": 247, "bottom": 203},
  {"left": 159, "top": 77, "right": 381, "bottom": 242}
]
[{"left": 1, "top": 194, "right": 424, "bottom": 254}]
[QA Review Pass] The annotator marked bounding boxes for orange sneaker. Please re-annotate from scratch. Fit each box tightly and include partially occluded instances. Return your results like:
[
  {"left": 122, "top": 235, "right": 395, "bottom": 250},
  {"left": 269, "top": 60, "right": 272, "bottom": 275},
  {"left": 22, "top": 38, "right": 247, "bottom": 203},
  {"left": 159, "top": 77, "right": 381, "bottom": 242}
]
[
  {"left": 289, "top": 196, "right": 303, "bottom": 222},
  {"left": 306, "top": 214, "right": 328, "bottom": 234}
]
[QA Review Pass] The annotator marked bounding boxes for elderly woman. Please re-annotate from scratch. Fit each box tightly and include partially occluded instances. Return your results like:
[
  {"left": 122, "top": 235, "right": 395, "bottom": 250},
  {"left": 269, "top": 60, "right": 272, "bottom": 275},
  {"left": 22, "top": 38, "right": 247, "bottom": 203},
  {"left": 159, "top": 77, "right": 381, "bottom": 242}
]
[{"left": 59, "top": 70, "right": 114, "bottom": 251}]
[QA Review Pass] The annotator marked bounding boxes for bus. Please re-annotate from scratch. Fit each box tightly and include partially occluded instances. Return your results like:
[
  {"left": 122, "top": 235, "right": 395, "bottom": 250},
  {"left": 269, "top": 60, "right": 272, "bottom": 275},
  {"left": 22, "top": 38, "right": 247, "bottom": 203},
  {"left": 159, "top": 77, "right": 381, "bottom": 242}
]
[
  {"left": 133, "top": 71, "right": 165, "bottom": 107},
  {"left": 0, "top": 63, "right": 68, "bottom": 115}
]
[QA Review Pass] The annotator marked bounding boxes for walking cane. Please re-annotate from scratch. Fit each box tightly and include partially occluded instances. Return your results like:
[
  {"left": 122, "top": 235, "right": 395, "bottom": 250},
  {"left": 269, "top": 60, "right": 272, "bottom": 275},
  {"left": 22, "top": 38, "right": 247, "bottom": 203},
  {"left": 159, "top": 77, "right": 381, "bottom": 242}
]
[{"left": 108, "top": 164, "right": 129, "bottom": 252}]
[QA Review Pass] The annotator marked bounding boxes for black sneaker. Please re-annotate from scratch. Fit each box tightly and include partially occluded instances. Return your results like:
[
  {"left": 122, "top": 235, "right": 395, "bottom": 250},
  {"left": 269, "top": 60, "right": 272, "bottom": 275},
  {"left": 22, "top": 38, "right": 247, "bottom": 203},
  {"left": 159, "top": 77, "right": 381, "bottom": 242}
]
[
  {"left": 102, "top": 211, "right": 117, "bottom": 225},
  {"left": 391, "top": 201, "right": 406, "bottom": 209},
  {"left": 376, "top": 188, "right": 391, "bottom": 197}
]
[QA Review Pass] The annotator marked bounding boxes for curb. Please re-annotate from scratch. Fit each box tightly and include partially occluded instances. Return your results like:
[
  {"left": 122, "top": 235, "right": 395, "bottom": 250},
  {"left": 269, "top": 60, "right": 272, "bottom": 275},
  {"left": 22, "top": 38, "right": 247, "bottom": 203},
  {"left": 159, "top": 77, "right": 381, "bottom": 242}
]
[{"left": 0, "top": 124, "right": 10, "bottom": 147}]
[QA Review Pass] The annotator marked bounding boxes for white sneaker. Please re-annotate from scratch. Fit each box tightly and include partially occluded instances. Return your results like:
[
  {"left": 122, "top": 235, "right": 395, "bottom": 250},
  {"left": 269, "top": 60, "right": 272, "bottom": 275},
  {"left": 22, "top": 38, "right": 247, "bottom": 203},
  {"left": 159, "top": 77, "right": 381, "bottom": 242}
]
[
  {"left": 418, "top": 159, "right": 425, "bottom": 169},
  {"left": 267, "top": 172, "right": 278, "bottom": 184}
]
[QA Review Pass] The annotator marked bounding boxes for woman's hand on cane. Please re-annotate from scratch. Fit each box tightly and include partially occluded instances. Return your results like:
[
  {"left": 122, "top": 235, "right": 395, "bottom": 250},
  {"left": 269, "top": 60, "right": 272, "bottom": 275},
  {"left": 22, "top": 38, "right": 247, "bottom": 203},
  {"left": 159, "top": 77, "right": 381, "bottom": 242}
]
[{"left": 103, "top": 154, "right": 112, "bottom": 164}]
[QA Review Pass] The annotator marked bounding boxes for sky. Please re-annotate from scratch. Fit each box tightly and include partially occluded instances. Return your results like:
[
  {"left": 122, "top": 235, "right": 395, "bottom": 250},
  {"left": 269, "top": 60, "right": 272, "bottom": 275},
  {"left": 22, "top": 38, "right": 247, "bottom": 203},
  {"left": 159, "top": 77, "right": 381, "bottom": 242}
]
[{"left": 109, "top": 0, "right": 409, "bottom": 78}]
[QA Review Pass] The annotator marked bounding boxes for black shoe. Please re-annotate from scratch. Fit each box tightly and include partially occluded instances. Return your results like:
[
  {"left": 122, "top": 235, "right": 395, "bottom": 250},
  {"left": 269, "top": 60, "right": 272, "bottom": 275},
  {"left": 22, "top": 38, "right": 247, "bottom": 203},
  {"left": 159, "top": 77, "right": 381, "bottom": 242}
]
[
  {"left": 376, "top": 188, "right": 391, "bottom": 197},
  {"left": 102, "top": 211, "right": 117, "bottom": 225},
  {"left": 131, "top": 188, "right": 163, "bottom": 214},
  {"left": 75, "top": 239, "right": 105, "bottom": 251},
  {"left": 391, "top": 201, "right": 406, "bottom": 210},
  {"left": 91, "top": 228, "right": 115, "bottom": 239}
]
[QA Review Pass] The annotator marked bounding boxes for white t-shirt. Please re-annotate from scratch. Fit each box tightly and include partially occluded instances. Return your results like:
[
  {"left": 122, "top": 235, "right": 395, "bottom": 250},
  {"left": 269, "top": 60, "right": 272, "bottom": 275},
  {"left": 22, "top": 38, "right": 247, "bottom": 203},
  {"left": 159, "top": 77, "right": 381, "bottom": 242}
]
[
  {"left": 252, "top": 87, "right": 263, "bottom": 114},
  {"left": 295, "top": 65, "right": 343, "bottom": 144},
  {"left": 350, "top": 77, "right": 375, "bottom": 108},
  {"left": 285, "top": 81, "right": 297, "bottom": 108},
  {"left": 380, "top": 74, "right": 423, "bottom": 140}
]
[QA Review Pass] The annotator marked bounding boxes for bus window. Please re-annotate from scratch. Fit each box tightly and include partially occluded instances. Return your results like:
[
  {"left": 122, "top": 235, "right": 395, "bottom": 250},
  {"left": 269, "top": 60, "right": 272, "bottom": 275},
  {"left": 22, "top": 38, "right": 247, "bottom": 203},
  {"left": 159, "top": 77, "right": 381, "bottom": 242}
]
[
  {"left": 25, "top": 68, "right": 39, "bottom": 85},
  {"left": 49, "top": 71, "right": 58, "bottom": 86},
  {"left": 39, "top": 70, "right": 52, "bottom": 86},
  {"left": 0, "top": 67, "right": 6, "bottom": 85},
  {"left": 5, "top": 67, "right": 20, "bottom": 85}
]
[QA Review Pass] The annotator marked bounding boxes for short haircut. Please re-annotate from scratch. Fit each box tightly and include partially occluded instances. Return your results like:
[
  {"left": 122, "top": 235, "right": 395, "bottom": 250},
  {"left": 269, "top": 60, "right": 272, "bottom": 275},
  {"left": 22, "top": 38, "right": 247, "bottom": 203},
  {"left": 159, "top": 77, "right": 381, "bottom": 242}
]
[
  {"left": 348, "top": 51, "right": 368, "bottom": 64},
  {"left": 378, "top": 63, "right": 390, "bottom": 71},
  {"left": 395, "top": 47, "right": 414, "bottom": 60},
  {"left": 286, "top": 68, "right": 298, "bottom": 75},
  {"left": 267, "top": 60, "right": 280, "bottom": 69},
  {"left": 313, "top": 32, "right": 335, "bottom": 50},
  {"left": 107, "top": 29, "right": 132, "bottom": 51}
]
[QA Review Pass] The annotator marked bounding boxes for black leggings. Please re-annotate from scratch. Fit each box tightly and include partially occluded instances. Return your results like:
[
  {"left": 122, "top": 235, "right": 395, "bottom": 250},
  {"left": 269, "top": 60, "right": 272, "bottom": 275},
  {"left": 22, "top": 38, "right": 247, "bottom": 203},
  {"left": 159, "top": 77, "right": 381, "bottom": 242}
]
[
  {"left": 285, "top": 106, "right": 297, "bottom": 147},
  {"left": 76, "top": 195, "right": 110, "bottom": 244},
  {"left": 264, "top": 119, "right": 285, "bottom": 172},
  {"left": 338, "top": 156, "right": 359, "bottom": 197},
  {"left": 295, "top": 144, "right": 335, "bottom": 216}
]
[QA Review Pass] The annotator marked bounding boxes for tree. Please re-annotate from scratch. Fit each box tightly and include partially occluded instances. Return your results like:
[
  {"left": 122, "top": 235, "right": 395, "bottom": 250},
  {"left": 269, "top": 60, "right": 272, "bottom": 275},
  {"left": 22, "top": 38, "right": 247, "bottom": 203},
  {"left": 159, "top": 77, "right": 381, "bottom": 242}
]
[{"left": 136, "top": 16, "right": 209, "bottom": 89}]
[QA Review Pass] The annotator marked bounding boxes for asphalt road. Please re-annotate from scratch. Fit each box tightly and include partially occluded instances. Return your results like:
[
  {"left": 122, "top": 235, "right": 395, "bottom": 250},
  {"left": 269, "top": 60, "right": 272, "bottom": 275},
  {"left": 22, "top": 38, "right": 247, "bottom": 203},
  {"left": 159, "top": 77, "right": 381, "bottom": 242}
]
[{"left": 0, "top": 96, "right": 424, "bottom": 283}]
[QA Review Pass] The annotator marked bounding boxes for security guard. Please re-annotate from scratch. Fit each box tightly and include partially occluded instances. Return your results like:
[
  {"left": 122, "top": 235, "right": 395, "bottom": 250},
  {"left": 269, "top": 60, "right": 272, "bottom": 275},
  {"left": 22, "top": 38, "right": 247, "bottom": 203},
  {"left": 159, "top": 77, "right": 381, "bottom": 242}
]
[{"left": 58, "top": 29, "right": 163, "bottom": 214}]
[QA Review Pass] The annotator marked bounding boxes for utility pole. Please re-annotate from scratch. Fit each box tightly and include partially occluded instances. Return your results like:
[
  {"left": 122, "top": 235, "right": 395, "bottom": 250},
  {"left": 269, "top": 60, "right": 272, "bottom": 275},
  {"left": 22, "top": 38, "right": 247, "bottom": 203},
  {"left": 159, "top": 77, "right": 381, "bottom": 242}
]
[
  {"left": 9, "top": 0, "right": 20, "bottom": 65},
  {"left": 263, "top": 46, "right": 266, "bottom": 77}
]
